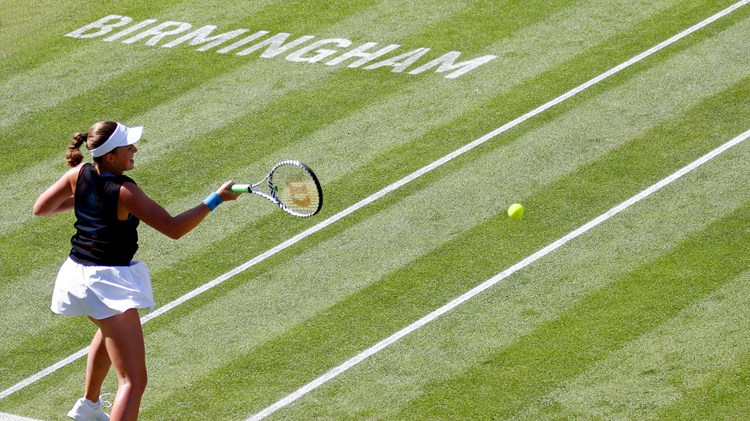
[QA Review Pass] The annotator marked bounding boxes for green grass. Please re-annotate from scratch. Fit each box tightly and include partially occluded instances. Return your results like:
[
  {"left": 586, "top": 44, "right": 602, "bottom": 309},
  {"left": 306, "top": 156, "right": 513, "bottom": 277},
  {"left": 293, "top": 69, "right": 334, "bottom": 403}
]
[
  {"left": 394, "top": 202, "right": 750, "bottom": 420},
  {"left": 2, "top": 0, "right": 750, "bottom": 420}
]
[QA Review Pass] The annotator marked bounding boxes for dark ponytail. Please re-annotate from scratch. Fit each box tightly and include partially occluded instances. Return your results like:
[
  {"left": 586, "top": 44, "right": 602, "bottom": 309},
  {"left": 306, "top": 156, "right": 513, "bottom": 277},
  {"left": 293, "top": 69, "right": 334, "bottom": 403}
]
[
  {"left": 65, "top": 121, "right": 118, "bottom": 167},
  {"left": 66, "top": 132, "right": 87, "bottom": 167}
]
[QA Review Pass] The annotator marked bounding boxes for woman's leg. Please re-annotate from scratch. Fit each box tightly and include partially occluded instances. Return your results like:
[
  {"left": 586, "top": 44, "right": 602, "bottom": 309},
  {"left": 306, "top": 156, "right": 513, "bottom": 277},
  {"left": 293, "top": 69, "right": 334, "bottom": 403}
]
[
  {"left": 90, "top": 309, "right": 147, "bottom": 421},
  {"left": 83, "top": 328, "right": 111, "bottom": 403}
]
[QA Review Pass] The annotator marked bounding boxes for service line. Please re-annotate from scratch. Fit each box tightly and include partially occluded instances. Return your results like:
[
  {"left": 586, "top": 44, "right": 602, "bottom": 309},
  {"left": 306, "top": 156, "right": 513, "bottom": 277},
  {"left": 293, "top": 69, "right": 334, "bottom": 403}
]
[{"left": 2, "top": 0, "right": 747, "bottom": 402}]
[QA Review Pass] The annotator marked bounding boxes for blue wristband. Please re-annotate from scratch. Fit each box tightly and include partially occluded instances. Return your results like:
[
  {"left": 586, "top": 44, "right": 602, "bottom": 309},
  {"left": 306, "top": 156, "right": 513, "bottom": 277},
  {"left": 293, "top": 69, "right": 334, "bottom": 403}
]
[{"left": 203, "top": 192, "right": 223, "bottom": 211}]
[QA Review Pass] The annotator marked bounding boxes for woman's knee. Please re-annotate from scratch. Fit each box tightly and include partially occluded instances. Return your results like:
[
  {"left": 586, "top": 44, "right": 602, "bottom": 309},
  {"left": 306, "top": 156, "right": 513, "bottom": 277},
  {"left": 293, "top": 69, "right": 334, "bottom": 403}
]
[{"left": 122, "top": 370, "right": 148, "bottom": 396}]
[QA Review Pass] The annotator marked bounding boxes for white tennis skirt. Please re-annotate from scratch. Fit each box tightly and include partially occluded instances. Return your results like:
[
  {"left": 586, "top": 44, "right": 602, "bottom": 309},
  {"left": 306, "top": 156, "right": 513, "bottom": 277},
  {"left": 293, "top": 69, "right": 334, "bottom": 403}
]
[{"left": 51, "top": 257, "right": 155, "bottom": 320}]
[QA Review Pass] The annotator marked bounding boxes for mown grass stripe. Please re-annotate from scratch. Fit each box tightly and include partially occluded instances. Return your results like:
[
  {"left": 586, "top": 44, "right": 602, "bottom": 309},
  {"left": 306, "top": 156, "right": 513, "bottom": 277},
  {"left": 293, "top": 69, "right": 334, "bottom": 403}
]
[
  {"left": 655, "top": 334, "right": 750, "bottom": 419},
  {"left": 0, "top": 411, "right": 44, "bottom": 421},
  {"left": 0, "top": 0, "right": 187, "bottom": 83},
  {"left": 0, "top": 0, "right": 249, "bottom": 133},
  {"left": 519, "top": 265, "right": 750, "bottom": 419}
]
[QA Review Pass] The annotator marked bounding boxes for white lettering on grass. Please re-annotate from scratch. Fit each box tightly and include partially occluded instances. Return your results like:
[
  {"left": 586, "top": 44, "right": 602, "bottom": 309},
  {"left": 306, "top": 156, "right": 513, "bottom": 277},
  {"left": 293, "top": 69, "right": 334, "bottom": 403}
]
[
  {"left": 236, "top": 33, "right": 316, "bottom": 58},
  {"left": 363, "top": 48, "right": 431, "bottom": 72},
  {"left": 121, "top": 21, "right": 193, "bottom": 46},
  {"left": 286, "top": 38, "right": 352, "bottom": 63},
  {"left": 65, "top": 15, "right": 134, "bottom": 39},
  {"left": 162, "top": 26, "right": 250, "bottom": 51},
  {"left": 325, "top": 42, "right": 402, "bottom": 67},
  {"left": 103, "top": 19, "right": 159, "bottom": 42},
  {"left": 216, "top": 31, "right": 271, "bottom": 54},
  {"left": 63, "top": 15, "right": 497, "bottom": 79},
  {"left": 409, "top": 51, "right": 499, "bottom": 79}
]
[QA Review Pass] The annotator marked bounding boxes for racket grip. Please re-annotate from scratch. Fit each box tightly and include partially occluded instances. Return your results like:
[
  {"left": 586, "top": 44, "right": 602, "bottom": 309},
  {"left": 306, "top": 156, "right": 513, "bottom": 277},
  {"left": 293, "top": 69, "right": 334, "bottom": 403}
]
[{"left": 231, "top": 184, "right": 251, "bottom": 193}]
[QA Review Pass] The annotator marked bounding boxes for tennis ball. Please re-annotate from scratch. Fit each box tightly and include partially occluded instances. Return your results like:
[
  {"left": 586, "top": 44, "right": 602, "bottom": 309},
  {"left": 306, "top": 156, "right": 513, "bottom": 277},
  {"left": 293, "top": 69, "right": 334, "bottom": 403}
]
[{"left": 508, "top": 203, "right": 525, "bottom": 220}]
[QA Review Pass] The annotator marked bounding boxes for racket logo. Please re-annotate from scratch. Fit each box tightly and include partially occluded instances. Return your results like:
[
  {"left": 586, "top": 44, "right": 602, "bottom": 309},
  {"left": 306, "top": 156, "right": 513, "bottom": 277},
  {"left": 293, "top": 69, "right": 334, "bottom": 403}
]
[{"left": 286, "top": 179, "right": 311, "bottom": 207}]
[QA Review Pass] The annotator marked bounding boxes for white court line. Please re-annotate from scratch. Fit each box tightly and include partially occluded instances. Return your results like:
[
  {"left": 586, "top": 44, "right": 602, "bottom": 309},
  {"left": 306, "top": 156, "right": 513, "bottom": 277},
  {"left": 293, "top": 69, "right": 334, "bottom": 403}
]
[
  {"left": 247, "top": 128, "right": 750, "bottom": 419},
  {"left": 1, "top": 0, "right": 747, "bottom": 402},
  {"left": 0, "top": 412, "right": 44, "bottom": 421}
]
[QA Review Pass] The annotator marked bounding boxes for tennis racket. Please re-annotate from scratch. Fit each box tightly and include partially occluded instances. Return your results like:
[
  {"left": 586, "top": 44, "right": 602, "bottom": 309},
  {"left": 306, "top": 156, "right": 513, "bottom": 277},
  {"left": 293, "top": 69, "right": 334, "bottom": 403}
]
[{"left": 231, "top": 160, "right": 323, "bottom": 217}]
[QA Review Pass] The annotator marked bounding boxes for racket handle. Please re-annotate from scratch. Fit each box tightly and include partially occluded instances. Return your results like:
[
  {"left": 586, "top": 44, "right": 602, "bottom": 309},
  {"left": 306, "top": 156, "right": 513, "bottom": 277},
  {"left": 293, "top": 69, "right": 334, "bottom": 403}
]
[{"left": 231, "top": 184, "right": 251, "bottom": 193}]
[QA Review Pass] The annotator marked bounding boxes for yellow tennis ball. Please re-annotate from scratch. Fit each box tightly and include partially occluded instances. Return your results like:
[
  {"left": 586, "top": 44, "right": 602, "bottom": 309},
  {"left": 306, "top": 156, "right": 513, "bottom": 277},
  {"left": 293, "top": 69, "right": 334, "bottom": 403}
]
[{"left": 508, "top": 203, "right": 525, "bottom": 220}]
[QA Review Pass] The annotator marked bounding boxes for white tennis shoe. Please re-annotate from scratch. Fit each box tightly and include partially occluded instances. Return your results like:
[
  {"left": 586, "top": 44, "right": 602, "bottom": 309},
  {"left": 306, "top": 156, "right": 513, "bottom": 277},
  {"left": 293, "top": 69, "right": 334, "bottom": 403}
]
[{"left": 67, "top": 397, "right": 110, "bottom": 421}]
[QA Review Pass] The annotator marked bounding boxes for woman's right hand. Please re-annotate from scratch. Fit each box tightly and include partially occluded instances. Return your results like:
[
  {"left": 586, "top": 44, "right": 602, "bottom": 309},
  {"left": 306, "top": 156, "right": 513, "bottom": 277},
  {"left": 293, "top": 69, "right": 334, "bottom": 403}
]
[{"left": 217, "top": 181, "right": 240, "bottom": 202}]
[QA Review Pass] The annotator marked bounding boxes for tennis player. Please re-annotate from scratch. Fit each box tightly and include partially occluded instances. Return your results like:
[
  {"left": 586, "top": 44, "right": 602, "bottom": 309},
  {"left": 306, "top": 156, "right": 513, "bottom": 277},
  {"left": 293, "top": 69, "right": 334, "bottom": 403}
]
[{"left": 33, "top": 121, "right": 238, "bottom": 421}]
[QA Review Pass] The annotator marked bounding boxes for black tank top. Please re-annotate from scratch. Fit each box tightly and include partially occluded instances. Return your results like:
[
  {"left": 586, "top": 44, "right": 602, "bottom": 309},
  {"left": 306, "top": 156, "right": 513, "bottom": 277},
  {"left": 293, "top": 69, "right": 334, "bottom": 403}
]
[{"left": 69, "top": 163, "right": 140, "bottom": 266}]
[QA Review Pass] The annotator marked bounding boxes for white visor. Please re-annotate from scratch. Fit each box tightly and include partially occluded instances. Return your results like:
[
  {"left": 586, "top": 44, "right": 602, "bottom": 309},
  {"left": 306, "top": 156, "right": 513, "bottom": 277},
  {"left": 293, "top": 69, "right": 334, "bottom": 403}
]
[{"left": 89, "top": 123, "right": 143, "bottom": 158}]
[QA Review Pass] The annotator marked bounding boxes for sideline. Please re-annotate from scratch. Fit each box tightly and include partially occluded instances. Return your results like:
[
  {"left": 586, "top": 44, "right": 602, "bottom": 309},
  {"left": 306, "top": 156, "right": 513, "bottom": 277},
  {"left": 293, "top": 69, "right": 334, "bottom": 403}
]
[
  {"left": 2, "top": 0, "right": 747, "bottom": 402},
  {"left": 0, "top": 412, "right": 44, "bottom": 421}
]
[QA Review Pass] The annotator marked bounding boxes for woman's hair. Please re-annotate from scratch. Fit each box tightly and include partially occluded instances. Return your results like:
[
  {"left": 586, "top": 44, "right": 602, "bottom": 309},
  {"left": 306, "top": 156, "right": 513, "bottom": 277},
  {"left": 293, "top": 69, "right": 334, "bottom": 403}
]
[{"left": 66, "top": 121, "right": 118, "bottom": 167}]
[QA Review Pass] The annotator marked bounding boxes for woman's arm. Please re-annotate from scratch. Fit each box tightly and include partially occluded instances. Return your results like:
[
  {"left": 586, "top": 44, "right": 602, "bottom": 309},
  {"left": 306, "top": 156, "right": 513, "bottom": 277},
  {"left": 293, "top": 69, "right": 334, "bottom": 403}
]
[
  {"left": 119, "top": 181, "right": 238, "bottom": 240},
  {"left": 33, "top": 166, "right": 79, "bottom": 216}
]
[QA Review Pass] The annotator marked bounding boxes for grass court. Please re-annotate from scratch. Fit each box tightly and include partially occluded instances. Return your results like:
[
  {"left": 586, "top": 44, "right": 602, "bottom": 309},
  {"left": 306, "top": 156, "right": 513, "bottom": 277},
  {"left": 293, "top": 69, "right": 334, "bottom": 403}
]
[{"left": 1, "top": 0, "right": 750, "bottom": 419}]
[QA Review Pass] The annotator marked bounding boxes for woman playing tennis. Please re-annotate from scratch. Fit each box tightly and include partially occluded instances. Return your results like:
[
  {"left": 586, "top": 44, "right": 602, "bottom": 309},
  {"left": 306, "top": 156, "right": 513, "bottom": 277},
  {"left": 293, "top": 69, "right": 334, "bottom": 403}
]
[{"left": 33, "top": 121, "right": 238, "bottom": 421}]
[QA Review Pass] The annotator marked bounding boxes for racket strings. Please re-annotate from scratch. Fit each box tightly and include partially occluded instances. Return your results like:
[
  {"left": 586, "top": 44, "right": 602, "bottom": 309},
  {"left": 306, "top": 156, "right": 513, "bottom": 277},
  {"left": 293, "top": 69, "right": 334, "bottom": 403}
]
[{"left": 271, "top": 165, "right": 321, "bottom": 216}]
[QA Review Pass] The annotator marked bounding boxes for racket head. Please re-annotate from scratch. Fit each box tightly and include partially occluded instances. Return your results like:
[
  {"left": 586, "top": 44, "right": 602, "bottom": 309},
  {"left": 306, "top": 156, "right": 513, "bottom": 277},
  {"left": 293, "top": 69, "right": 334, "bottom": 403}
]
[{"left": 267, "top": 160, "right": 323, "bottom": 217}]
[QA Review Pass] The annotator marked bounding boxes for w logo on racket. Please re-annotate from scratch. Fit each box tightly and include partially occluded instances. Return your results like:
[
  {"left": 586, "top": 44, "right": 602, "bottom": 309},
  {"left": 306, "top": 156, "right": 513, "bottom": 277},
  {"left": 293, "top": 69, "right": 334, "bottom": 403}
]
[{"left": 286, "top": 178, "right": 311, "bottom": 207}]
